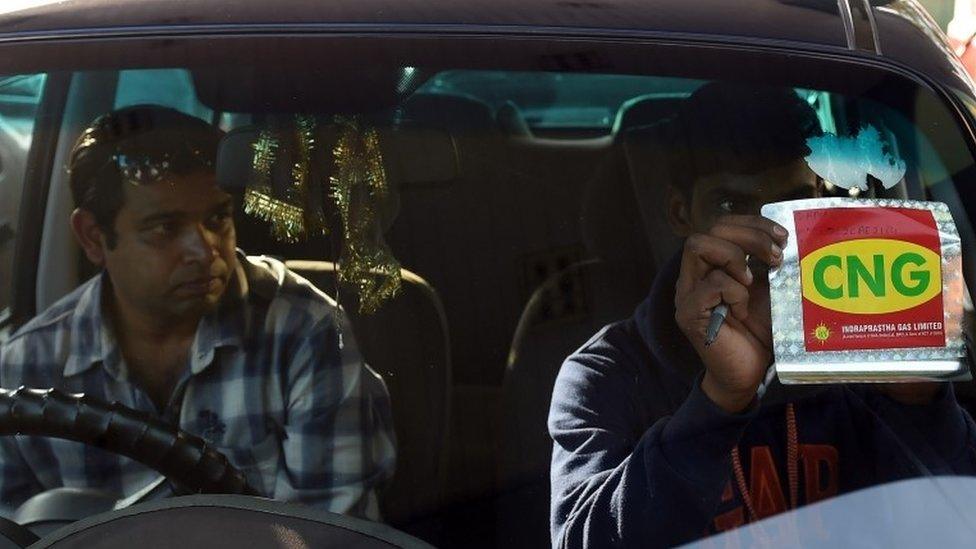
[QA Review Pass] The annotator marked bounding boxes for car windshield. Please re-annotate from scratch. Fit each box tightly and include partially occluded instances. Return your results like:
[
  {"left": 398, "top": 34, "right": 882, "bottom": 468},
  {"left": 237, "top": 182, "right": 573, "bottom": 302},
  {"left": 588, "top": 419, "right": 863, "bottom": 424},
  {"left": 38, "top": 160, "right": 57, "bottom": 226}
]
[{"left": 1, "top": 33, "right": 976, "bottom": 548}]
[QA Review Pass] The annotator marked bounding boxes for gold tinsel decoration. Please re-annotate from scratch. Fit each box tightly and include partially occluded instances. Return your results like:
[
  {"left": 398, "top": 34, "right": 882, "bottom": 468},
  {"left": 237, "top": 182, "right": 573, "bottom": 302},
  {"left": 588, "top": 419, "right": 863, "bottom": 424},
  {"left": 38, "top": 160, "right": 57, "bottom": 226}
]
[
  {"left": 243, "top": 117, "right": 328, "bottom": 243},
  {"left": 252, "top": 127, "right": 278, "bottom": 186},
  {"left": 331, "top": 116, "right": 402, "bottom": 314},
  {"left": 242, "top": 115, "right": 401, "bottom": 314}
]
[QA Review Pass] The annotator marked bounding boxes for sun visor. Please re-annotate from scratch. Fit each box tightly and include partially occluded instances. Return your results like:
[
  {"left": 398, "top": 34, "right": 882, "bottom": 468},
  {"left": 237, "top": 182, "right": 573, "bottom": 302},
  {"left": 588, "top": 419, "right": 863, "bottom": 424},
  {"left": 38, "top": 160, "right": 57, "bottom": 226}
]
[{"left": 217, "top": 124, "right": 458, "bottom": 192}]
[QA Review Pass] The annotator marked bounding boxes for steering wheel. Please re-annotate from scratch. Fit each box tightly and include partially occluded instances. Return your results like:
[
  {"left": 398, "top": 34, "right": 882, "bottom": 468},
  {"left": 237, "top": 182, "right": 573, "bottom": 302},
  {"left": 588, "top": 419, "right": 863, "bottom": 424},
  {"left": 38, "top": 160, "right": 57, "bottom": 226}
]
[{"left": 0, "top": 387, "right": 259, "bottom": 547}]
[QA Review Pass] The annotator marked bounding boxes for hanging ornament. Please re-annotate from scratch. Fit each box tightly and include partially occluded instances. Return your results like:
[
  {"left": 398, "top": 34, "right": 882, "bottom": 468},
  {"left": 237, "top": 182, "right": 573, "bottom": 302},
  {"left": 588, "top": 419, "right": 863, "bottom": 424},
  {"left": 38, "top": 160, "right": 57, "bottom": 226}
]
[
  {"left": 242, "top": 114, "right": 402, "bottom": 314},
  {"left": 243, "top": 117, "right": 328, "bottom": 243},
  {"left": 331, "top": 116, "right": 402, "bottom": 314}
]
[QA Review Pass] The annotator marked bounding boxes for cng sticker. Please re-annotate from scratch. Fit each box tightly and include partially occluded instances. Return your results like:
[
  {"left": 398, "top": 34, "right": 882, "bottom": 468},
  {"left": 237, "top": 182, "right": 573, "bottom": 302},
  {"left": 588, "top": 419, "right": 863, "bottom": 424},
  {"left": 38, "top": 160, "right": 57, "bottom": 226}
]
[
  {"left": 800, "top": 239, "right": 942, "bottom": 314},
  {"left": 793, "top": 206, "right": 946, "bottom": 352}
]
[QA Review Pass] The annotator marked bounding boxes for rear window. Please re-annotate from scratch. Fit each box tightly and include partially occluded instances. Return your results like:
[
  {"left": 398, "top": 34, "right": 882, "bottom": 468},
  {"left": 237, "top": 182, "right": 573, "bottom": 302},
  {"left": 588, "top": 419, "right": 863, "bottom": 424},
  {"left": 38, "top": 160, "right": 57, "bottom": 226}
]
[{"left": 418, "top": 70, "right": 704, "bottom": 132}]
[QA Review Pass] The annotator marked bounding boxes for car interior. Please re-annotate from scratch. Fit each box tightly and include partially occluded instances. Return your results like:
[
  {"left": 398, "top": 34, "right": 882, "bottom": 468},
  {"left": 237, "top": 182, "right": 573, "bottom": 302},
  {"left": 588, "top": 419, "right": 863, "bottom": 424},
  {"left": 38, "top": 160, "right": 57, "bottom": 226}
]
[{"left": 2, "top": 38, "right": 976, "bottom": 548}]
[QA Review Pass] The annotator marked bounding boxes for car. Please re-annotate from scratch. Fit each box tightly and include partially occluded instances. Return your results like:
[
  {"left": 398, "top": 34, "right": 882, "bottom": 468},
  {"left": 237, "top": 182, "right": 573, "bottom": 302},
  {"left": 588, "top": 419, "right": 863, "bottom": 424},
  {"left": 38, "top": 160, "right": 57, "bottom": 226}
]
[{"left": 0, "top": 0, "right": 976, "bottom": 547}]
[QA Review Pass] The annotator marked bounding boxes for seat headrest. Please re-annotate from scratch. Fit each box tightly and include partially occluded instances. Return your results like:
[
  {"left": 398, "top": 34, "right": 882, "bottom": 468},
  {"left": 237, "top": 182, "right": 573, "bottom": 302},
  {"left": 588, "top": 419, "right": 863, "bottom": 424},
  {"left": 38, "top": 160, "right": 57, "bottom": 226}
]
[
  {"left": 612, "top": 95, "right": 684, "bottom": 135},
  {"left": 496, "top": 101, "right": 533, "bottom": 138},
  {"left": 399, "top": 92, "right": 495, "bottom": 132}
]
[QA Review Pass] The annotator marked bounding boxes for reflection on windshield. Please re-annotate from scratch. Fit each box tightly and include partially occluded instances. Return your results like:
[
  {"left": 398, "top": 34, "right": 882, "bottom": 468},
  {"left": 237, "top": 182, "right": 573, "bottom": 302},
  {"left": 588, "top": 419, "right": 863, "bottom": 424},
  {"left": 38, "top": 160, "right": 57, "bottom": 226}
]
[{"left": 0, "top": 65, "right": 975, "bottom": 549}]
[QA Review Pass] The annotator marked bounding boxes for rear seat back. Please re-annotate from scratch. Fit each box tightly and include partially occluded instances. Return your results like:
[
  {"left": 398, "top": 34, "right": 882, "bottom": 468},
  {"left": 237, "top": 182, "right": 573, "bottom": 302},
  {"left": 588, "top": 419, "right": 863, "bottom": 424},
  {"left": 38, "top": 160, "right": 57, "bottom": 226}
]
[
  {"left": 499, "top": 144, "right": 656, "bottom": 490},
  {"left": 499, "top": 96, "right": 682, "bottom": 488},
  {"left": 390, "top": 91, "right": 617, "bottom": 521},
  {"left": 387, "top": 93, "right": 508, "bottom": 388}
]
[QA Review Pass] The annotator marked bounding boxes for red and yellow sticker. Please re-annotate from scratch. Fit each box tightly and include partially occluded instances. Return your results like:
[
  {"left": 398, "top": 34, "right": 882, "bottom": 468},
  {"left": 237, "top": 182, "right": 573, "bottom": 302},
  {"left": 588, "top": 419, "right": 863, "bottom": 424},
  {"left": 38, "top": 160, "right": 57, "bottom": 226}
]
[{"left": 794, "top": 207, "right": 945, "bottom": 352}]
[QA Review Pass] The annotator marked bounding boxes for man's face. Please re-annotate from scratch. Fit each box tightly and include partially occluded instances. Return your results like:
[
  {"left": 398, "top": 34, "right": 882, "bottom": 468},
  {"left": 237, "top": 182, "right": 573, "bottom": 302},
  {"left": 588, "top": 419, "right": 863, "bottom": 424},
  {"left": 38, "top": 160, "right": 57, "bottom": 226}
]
[
  {"left": 668, "top": 158, "right": 821, "bottom": 340},
  {"left": 675, "top": 158, "right": 821, "bottom": 234},
  {"left": 101, "top": 171, "right": 237, "bottom": 321}
]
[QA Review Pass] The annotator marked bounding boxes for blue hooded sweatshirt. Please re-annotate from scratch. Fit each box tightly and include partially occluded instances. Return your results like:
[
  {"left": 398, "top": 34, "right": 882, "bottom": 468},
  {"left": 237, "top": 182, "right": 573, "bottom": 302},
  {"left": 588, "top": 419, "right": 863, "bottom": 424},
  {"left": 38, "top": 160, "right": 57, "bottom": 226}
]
[{"left": 548, "top": 255, "right": 976, "bottom": 548}]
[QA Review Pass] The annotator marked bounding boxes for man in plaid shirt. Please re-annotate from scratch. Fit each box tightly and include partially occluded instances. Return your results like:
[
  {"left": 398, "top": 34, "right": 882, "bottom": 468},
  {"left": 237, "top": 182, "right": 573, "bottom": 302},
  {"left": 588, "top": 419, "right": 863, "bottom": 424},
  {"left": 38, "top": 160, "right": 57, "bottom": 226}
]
[{"left": 0, "top": 106, "right": 395, "bottom": 520}]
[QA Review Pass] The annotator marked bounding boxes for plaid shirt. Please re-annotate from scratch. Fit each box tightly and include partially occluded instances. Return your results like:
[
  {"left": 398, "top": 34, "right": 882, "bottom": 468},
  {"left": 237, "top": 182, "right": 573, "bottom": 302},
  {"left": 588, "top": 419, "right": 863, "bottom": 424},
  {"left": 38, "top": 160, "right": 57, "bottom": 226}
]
[{"left": 0, "top": 253, "right": 395, "bottom": 520}]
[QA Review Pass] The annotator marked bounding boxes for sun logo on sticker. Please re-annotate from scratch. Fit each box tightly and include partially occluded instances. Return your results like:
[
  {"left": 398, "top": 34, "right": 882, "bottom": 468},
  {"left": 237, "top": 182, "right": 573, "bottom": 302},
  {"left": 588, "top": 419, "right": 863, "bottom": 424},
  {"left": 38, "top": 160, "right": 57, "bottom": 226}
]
[{"left": 812, "top": 323, "right": 831, "bottom": 344}]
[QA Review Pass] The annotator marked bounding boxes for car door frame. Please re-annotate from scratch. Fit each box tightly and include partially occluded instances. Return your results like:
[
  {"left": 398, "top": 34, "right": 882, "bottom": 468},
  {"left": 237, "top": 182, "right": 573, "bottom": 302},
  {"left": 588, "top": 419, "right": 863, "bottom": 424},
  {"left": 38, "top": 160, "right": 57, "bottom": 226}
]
[{"left": 0, "top": 70, "right": 69, "bottom": 336}]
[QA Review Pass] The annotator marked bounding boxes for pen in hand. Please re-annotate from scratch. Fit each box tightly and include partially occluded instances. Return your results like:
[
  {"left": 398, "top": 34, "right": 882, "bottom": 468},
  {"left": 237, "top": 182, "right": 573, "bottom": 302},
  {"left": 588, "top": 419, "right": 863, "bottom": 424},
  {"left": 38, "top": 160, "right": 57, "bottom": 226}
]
[
  {"left": 704, "top": 253, "right": 750, "bottom": 347},
  {"left": 704, "top": 303, "right": 728, "bottom": 347},
  {"left": 703, "top": 202, "right": 740, "bottom": 348},
  {"left": 702, "top": 254, "right": 777, "bottom": 396}
]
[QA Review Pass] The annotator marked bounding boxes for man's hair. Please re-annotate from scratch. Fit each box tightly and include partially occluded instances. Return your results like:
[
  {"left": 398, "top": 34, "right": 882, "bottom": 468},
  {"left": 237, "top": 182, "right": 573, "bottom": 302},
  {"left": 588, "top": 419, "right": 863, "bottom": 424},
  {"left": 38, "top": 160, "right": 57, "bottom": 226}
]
[
  {"left": 68, "top": 105, "right": 223, "bottom": 247},
  {"left": 665, "top": 82, "right": 823, "bottom": 196}
]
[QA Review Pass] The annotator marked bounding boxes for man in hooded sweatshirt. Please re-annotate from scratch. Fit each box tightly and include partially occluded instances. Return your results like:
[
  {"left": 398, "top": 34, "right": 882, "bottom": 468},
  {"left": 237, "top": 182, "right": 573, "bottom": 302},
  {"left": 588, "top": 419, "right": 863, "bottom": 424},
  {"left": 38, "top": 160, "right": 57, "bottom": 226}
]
[{"left": 548, "top": 82, "right": 976, "bottom": 548}]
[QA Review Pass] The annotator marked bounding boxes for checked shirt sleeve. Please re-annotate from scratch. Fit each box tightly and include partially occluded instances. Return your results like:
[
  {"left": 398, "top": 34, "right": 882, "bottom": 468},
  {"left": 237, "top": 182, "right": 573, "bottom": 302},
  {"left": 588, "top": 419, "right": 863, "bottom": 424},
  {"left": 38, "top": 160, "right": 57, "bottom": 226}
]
[
  {"left": 273, "top": 313, "right": 396, "bottom": 521},
  {"left": 0, "top": 341, "right": 47, "bottom": 516}
]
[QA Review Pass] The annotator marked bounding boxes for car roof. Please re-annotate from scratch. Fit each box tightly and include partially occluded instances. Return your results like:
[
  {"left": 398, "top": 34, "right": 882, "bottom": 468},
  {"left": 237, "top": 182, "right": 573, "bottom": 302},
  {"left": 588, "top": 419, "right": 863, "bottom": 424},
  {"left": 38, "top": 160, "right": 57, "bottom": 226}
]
[
  {"left": 0, "top": 0, "right": 970, "bottom": 96},
  {"left": 0, "top": 0, "right": 848, "bottom": 45}
]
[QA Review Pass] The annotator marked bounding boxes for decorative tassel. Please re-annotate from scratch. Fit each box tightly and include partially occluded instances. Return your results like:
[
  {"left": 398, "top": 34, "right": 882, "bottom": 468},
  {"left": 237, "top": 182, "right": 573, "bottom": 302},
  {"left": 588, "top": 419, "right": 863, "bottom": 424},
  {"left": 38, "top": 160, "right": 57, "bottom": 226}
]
[
  {"left": 331, "top": 116, "right": 401, "bottom": 314},
  {"left": 242, "top": 115, "right": 401, "bottom": 313},
  {"left": 243, "top": 119, "right": 328, "bottom": 243}
]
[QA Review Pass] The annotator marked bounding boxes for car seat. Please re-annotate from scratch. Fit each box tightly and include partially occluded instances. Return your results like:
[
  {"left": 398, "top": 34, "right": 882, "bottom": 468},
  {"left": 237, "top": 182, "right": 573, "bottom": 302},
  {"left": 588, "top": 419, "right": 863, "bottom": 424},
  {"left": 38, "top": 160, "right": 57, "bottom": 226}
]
[
  {"left": 393, "top": 91, "right": 614, "bottom": 544},
  {"left": 285, "top": 260, "right": 452, "bottom": 528}
]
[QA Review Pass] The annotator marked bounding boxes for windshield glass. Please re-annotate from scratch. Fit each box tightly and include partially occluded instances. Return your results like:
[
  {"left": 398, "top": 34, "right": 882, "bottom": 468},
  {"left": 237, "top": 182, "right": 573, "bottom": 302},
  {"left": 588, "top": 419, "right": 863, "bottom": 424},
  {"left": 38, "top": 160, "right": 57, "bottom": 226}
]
[{"left": 0, "top": 35, "right": 975, "bottom": 548}]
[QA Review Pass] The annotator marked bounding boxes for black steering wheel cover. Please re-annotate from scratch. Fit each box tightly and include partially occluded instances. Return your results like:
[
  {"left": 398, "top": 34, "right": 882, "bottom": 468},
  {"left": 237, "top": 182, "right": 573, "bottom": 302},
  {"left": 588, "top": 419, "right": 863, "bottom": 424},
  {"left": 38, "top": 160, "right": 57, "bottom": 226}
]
[
  {"left": 27, "top": 495, "right": 435, "bottom": 549},
  {"left": 0, "top": 388, "right": 259, "bottom": 497}
]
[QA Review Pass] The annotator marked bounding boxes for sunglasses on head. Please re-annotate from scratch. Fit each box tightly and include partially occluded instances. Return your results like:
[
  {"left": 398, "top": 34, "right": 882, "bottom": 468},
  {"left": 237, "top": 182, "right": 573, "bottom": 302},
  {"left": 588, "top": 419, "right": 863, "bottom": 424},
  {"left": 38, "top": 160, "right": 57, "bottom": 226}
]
[
  {"left": 76, "top": 109, "right": 220, "bottom": 186},
  {"left": 111, "top": 144, "right": 215, "bottom": 185}
]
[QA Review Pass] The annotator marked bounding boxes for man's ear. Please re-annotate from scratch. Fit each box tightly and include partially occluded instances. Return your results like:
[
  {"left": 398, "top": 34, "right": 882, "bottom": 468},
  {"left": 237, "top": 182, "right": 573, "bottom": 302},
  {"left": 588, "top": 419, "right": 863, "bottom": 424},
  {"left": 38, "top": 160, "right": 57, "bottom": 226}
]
[
  {"left": 667, "top": 185, "right": 695, "bottom": 238},
  {"left": 70, "top": 209, "right": 108, "bottom": 266}
]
